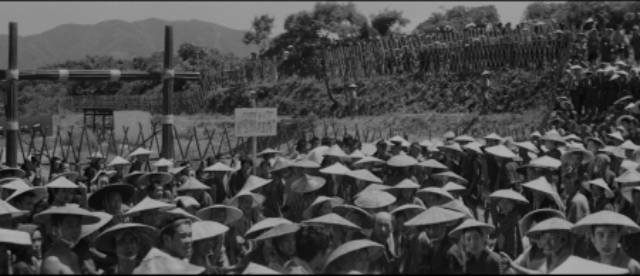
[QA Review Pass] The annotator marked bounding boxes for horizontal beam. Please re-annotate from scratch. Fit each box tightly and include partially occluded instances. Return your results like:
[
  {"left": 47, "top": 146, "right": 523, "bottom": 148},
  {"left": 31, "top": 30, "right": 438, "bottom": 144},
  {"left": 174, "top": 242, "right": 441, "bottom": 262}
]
[{"left": 0, "top": 69, "right": 200, "bottom": 81}]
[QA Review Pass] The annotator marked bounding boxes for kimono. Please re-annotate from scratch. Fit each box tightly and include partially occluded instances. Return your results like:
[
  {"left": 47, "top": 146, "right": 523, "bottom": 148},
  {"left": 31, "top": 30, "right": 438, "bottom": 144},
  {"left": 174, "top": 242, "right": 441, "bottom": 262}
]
[
  {"left": 464, "top": 249, "right": 501, "bottom": 274},
  {"left": 404, "top": 232, "right": 454, "bottom": 274},
  {"left": 493, "top": 210, "right": 523, "bottom": 259},
  {"left": 591, "top": 248, "right": 640, "bottom": 274}
]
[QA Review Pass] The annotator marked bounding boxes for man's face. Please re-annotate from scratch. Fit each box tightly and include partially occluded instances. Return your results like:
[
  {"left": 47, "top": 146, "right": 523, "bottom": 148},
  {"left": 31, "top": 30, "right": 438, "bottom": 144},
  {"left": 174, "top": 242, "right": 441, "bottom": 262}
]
[
  {"left": 116, "top": 231, "right": 140, "bottom": 260},
  {"left": 276, "top": 234, "right": 297, "bottom": 257},
  {"left": 105, "top": 191, "right": 123, "bottom": 214},
  {"left": 58, "top": 216, "right": 82, "bottom": 244},
  {"left": 32, "top": 230, "right": 43, "bottom": 258},
  {"left": 463, "top": 229, "right": 485, "bottom": 255},
  {"left": 592, "top": 225, "right": 621, "bottom": 256},
  {"left": 164, "top": 222, "right": 193, "bottom": 259},
  {"left": 540, "top": 231, "right": 567, "bottom": 255},
  {"left": 425, "top": 224, "right": 446, "bottom": 240},
  {"left": 54, "top": 189, "right": 75, "bottom": 205}
]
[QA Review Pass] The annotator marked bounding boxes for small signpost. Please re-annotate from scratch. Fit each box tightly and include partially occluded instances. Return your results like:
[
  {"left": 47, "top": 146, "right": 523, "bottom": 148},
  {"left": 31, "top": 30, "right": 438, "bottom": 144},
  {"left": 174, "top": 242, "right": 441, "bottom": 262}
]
[{"left": 234, "top": 107, "right": 277, "bottom": 166}]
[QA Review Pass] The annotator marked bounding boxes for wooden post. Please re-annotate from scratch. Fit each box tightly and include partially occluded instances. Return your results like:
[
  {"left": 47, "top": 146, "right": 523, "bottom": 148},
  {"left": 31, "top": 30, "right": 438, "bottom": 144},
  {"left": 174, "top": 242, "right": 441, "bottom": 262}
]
[
  {"left": 5, "top": 22, "right": 18, "bottom": 167},
  {"left": 161, "top": 25, "right": 175, "bottom": 159}
]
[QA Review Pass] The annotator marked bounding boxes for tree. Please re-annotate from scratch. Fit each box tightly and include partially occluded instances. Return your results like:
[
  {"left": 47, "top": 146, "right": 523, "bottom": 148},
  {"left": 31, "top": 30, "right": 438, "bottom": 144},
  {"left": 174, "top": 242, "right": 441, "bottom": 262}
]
[
  {"left": 370, "top": 9, "right": 410, "bottom": 36},
  {"left": 414, "top": 5, "right": 500, "bottom": 33},
  {"left": 522, "top": 2, "right": 564, "bottom": 22},
  {"left": 243, "top": 14, "right": 275, "bottom": 53}
]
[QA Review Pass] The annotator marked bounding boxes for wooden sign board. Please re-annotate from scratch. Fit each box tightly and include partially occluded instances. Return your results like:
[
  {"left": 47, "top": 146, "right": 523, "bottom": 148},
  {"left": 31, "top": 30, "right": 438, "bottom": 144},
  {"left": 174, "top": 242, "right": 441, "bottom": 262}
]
[{"left": 234, "top": 108, "right": 277, "bottom": 137}]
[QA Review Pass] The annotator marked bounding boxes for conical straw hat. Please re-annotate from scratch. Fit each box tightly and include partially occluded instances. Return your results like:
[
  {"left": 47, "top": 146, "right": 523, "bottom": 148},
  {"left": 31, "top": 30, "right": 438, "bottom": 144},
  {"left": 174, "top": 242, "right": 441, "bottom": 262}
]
[
  {"left": 348, "top": 150, "right": 366, "bottom": 160},
  {"left": 598, "top": 146, "right": 626, "bottom": 159},
  {"left": 88, "top": 183, "right": 135, "bottom": 210},
  {"left": 454, "top": 135, "right": 475, "bottom": 143},
  {"left": 0, "top": 228, "right": 31, "bottom": 246},
  {"left": 107, "top": 156, "right": 130, "bottom": 167},
  {"left": 417, "top": 159, "right": 448, "bottom": 170},
  {"left": 1, "top": 178, "right": 30, "bottom": 191},
  {"left": 324, "top": 145, "right": 349, "bottom": 158},
  {"left": 443, "top": 182, "right": 466, "bottom": 193},
  {"left": 515, "top": 141, "right": 539, "bottom": 153},
  {"left": 34, "top": 203, "right": 101, "bottom": 225},
  {"left": 561, "top": 147, "right": 595, "bottom": 165},
  {"left": 518, "top": 208, "right": 566, "bottom": 237},
  {"left": 346, "top": 169, "right": 383, "bottom": 183},
  {"left": 242, "top": 262, "right": 282, "bottom": 274},
  {"left": 404, "top": 206, "right": 466, "bottom": 227},
  {"left": 45, "top": 176, "right": 78, "bottom": 189},
  {"left": 128, "top": 147, "right": 153, "bottom": 158},
  {"left": 95, "top": 223, "right": 158, "bottom": 254},
  {"left": 332, "top": 204, "right": 374, "bottom": 229},
  {"left": 241, "top": 175, "right": 272, "bottom": 192},
  {"left": 522, "top": 177, "right": 565, "bottom": 210},
  {"left": 291, "top": 174, "right": 326, "bottom": 193},
  {"left": 527, "top": 217, "right": 573, "bottom": 236},
  {"left": 245, "top": 217, "right": 293, "bottom": 238},
  {"left": 302, "top": 213, "right": 362, "bottom": 230},
  {"left": 257, "top": 148, "right": 281, "bottom": 157},
  {"left": 550, "top": 256, "right": 629, "bottom": 274},
  {"left": 152, "top": 158, "right": 173, "bottom": 168},
  {"left": 485, "top": 144, "right": 517, "bottom": 159},
  {"left": 191, "top": 220, "right": 229, "bottom": 242},
  {"left": 176, "top": 177, "right": 210, "bottom": 192},
  {"left": 136, "top": 172, "right": 173, "bottom": 187},
  {"left": 386, "top": 154, "right": 418, "bottom": 167},
  {"left": 126, "top": 196, "right": 175, "bottom": 216},
  {"left": 353, "top": 156, "right": 384, "bottom": 167},
  {"left": 572, "top": 210, "right": 640, "bottom": 236},
  {"left": 354, "top": 190, "right": 396, "bottom": 209},
  {"left": 174, "top": 196, "right": 200, "bottom": 209},
  {"left": 389, "top": 178, "right": 420, "bottom": 190},
  {"left": 621, "top": 159, "right": 640, "bottom": 172},
  {"left": 416, "top": 187, "right": 455, "bottom": 201},
  {"left": 484, "top": 133, "right": 503, "bottom": 142},
  {"left": 319, "top": 162, "right": 351, "bottom": 176},
  {"left": 528, "top": 156, "right": 562, "bottom": 170},
  {"left": 6, "top": 186, "right": 47, "bottom": 207},
  {"left": 79, "top": 211, "right": 113, "bottom": 241},
  {"left": 438, "top": 143, "right": 463, "bottom": 154},
  {"left": 585, "top": 178, "right": 614, "bottom": 199},
  {"left": 324, "top": 239, "right": 384, "bottom": 270},
  {"left": 488, "top": 189, "right": 529, "bottom": 205},
  {"left": 389, "top": 135, "right": 409, "bottom": 145},
  {"left": 448, "top": 219, "right": 494, "bottom": 239},
  {"left": 204, "top": 162, "right": 234, "bottom": 172},
  {"left": 541, "top": 131, "right": 566, "bottom": 144},
  {"left": 563, "top": 133, "right": 582, "bottom": 142},
  {"left": 0, "top": 199, "right": 28, "bottom": 218},
  {"left": 390, "top": 204, "right": 426, "bottom": 218},
  {"left": 607, "top": 131, "right": 624, "bottom": 142},
  {"left": 228, "top": 190, "right": 265, "bottom": 208},
  {"left": 432, "top": 171, "right": 468, "bottom": 184},
  {"left": 439, "top": 200, "right": 474, "bottom": 219},
  {"left": 615, "top": 170, "right": 640, "bottom": 184},
  {"left": 303, "top": 196, "right": 344, "bottom": 219},
  {"left": 253, "top": 223, "right": 300, "bottom": 241},
  {"left": 291, "top": 158, "right": 321, "bottom": 169},
  {"left": 133, "top": 248, "right": 204, "bottom": 274},
  {"left": 462, "top": 142, "right": 483, "bottom": 154},
  {"left": 196, "top": 205, "right": 243, "bottom": 225},
  {"left": 619, "top": 140, "right": 639, "bottom": 151},
  {"left": 360, "top": 143, "right": 377, "bottom": 156}
]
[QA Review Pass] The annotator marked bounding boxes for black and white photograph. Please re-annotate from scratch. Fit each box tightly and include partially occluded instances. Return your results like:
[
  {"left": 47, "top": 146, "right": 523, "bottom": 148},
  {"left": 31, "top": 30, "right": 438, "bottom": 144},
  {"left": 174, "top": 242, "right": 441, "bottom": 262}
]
[{"left": 0, "top": 1, "right": 639, "bottom": 274}]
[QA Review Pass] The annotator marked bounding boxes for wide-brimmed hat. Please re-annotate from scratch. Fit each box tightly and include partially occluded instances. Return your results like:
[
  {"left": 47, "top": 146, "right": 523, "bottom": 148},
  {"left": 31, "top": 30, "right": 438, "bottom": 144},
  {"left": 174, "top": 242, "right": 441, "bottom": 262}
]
[
  {"left": 203, "top": 162, "right": 235, "bottom": 172},
  {"left": 432, "top": 171, "right": 468, "bottom": 184},
  {"left": 324, "top": 145, "right": 350, "bottom": 159},
  {"left": 485, "top": 145, "right": 517, "bottom": 159},
  {"left": 51, "top": 171, "right": 80, "bottom": 182},
  {"left": 45, "top": 176, "right": 79, "bottom": 189},
  {"left": 137, "top": 172, "right": 173, "bottom": 187},
  {"left": 417, "top": 159, "right": 448, "bottom": 170},
  {"left": 107, "top": 156, "right": 130, "bottom": 167},
  {"left": 79, "top": 211, "right": 113, "bottom": 241},
  {"left": 88, "top": 183, "right": 135, "bottom": 210},
  {"left": 257, "top": 148, "right": 282, "bottom": 157},
  {"left": 563, "top": 134, "right": 582, "bottom": 143},
  {"left": 519, "top": 208, "right": 566, "bottom": 237},
  {"left": 242, "top": 262, "right": 282, "bottom": 274},
  {"left": 448, "top": 219, "right": 494, "bottom": 239},
  {"left": 196, "top": 205, "right": 243, "bottom": 225},
  {"left": 244, "top": 217, "right": 294, "bottom": 238},
  {"left": 228, "top": 190, "right": 265, "bottom": 208},
  {"left": 333, "top": 204, "right": 374, "bottom": 229},
  {"left": 355, "top": 184, "right": 389, "bottom": 198},
  {"left": 530, "top": 131, "right": 542, "bottom": 138},
  {"left": 34, "top": 203, "right": 101, "bottom": 225},
  {"left": 417, "top": 187, "right": 455, "bottom": 202},
  {"left": 348, "top": 150, "right": 366, "bottom": 160},
  {"left": 291, "top": 174, "right": 326, "bottom": 194},
  {"left": 95, "top": 223, "right": 158, "bottom": 253},
  {"left": 390, "top": 204, "right": 426, "bottom": 218},
  {"left": 526, "top": 217, "right": 573, "bottom": 237},
  {"left": 270, "top": 157, "right": 293, "bottom": 173},
  {"left": 152, "top": 158, "right": 174, "bottom": 168},
  {"left": 439, "top": 200, "right": 474, "bottom": 219},
  {"left": 561, "top": 147, "right": 595, "bottom": 165},
  {"left": 550, "top": 255, "right": 629, "bottom": 274},
  {"left": 6, "top": 186, "right": 47, "bottom": 207},
  {"left": 404, "top": 206, "right": 466, "bottom": 227},
  {"left": 319, "top": 162, "right": 351, "bottom": 176},
  {"left": 174, "top": 196, "right": 200, "bottom": 209},
  {"left": 324, "top": 239, "right": 384, "bottom": 271},
  {"left": 0, "top": 199, "right": 28, "bottom": 218},
  {"left": 240, "top": 175, "right": 271, "bottom": 192},
  {"left": 438, "top": 143, "right": 463, "bottom": 154},
  {"left": 346, "top": 169, "right": 383, "bottom": 183},
  {"left": 123, "top": 171, "right": 146, "bottom": 186},
  {"left": 125, "top": 196, "right": 175, "bottom": 217},
  {"left": 291, "top": 158, "right": 321, "bottom": 169},
  {"left": 607, "top": 131, "right": 624, "bottom": 142},
  {"left": 462, "top": 142, "right": 483, "bottom": 154},
  {"left": 128, "top": 147, "right": 154, "bottom": 158},
  {"left": 586, "top": 137, "right": 605, "bottom": 147},
  {"left": 488, "top": 189, "right": 529, "bottom": 205},
  {"left": 454, "top": 135, "right": 475, "bottom": 144},
  {"left": 389, "top": 135, "right": 409, "bottom": 145},
  {"left": 0, "top": 228, "right": 31, "bottom": 246},
  {"left": 386, "top": 154, "right": 418, "bottom": 167},
  {"left": 360, "top": 143, "right": 377, "bottom": 156},
  {"left": 515, "top": 141, "right": 540, "bottom": 154},
  {"left": 620, "top": 159, "right": 640, "bottom": 172},
  {"left": 192, "top": 220, "right": 229, "bottom": 242},
  {"left": 617, "top": 115, "right": 639, "bottom": 127},
  {"left": 0, "top": 167, "right": 26, "bottom": 179},
  {"left": 133, "top": 247, "right": 204, "bottom": 274},
  {"left": 90, "top": 170, "right": 117, "bottom": 184},
  {"left": 585, "top": 178, "right": 614, "bottom": 199},
  {"left": 1, "top": 178, "right": 30, "bottom": 191},
  {"left": 443, "top": 182, "right": 466, "bottom": 193},
  {"left": 168, "top": 166, "right": 187, "bottom": 175},
  {"left": 484, "top": 133, "right": 503, "bottom": 142},
  {"left": 253, "top": 222, "right": 300, "bottom": 241},
  {"left": 302, "top": 213, "right": 362, "bottom": 231},
  {"left": 619, "top": 140, "right": 639, "bottom": 151},
  {"left": 176, "top": 177, "right": 210, "bottom": 192},
  {"left": 163, "top": 208, "right": 200, "bottom": 223},
  {"left": 303, "top": 196, "right": 344, "bottom": 219},
  {"left": 541, "top": 131, "right": 566, "bottom": 144},
  {"left": 572, "top": 210, "right": 640, "bottom": 236},
  {"left": 522, "top": 177, "right": 565, "bottom": 210},
  {"left": 615, "top": 169, "right": 640, "bottom": 184},
  {"left": 389, "top": 178, "right": 420, "bottom": 190},
  {"left": 353, "top": 156, "right": 384, "bottom": 167},
  {"left": 528, "top": 156, "right": 561, "bottom": 170},
  {"left": 354, "top": 190, "right": 396, "bottom": 209}
]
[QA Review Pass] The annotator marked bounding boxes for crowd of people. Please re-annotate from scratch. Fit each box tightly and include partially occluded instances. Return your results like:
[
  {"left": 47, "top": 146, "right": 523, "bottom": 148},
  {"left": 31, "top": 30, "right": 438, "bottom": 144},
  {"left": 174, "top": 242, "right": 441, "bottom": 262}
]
[{"left": 2, "top": 106, "right": 640, "bottom": 274}]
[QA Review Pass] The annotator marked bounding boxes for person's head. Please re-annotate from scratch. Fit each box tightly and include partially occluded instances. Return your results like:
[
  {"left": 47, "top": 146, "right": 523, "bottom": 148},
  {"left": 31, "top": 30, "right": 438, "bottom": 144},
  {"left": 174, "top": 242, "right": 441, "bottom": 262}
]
[
  {"left": 462, "top": 228, "right": 487, "bottom": 255},
  {"left": 160, "top": 219, "right": 193, "bottom": 259},
  {"left": 373, "top": 212, "right": 392, "bottom": 238},
  {"left": 562, "top": 172, "right": 579, "bottom": 195},
  {"left": 52, "top": 214, "right": 82, "bottom": 245},
  {"left": 297, "top": 226, "right": 331, "bottom": 272},
  {"left": 51, "top": 188, "right": 75, "bottom": 205},
  {"left": 147, "top": 182, "right": 164, "bottom": 200},
  {"left": 115, "top": 230, "right": 142, "bottom": 261},
  {"left": 237, "top": 194, "right": 254, "bottom": 214},
  {"left": 497, "top": 198, "right": 516, "bottom": 214},
  {"left": 425, "top": 223, "right": 447, "bottom": 240},
  {"left": 192, "top": 235, "right": 223, "bottom": 259},
  {"left": 103, "top": 191, "right": 123, "bottom": 214},
  {"left": 539, "top": 230, "right": 571, "bottom": 256},
  {"left": 590, "top": 185, "right": 606, "bottom": 199},
  {"left": 272, "top": 233, "right": 297, "bottom": 258},
  {"left": 591, "top": 225, "right": 622, "bottom": 257}
]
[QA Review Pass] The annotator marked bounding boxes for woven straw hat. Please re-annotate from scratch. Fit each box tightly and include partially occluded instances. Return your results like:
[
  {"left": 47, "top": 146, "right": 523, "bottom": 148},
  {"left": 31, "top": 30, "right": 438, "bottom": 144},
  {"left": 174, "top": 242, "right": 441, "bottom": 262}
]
[
  {"left": 324, "top": 239, "right": 384, "bottom": 271},
  {"left": 34, "top": 203, "right": 101, "bottom": 225},
  {"left": 257, "top": 148, "right": 281, "bottom": 157},
  {"left": 0, "top": 228, "right": 31, "bottom": 246},
  {"left": 302, "top": 196, "right": 344, "bottom": 219},
  {"left": 550, "top": 256, "right": 629, "bottom": 274},
  {"left": 585, "top": 178, "right": 614, "bottom": 199},
  {"left": 432, "top": 171, "right": 468, "bottom": 184},
  {"left": 302, "top": 213, "right": 362, "bottom": 230},
  {"left": 107, "top": 156, "right": 130, "bottom": 167},
  {"left": 176, "top": 177, "right": 210, "bottom": 192},
  {"left": 386, "top": 154, "right": 418, "bottom": 167},
  {"left": 95, "top": 223, "right": 158, "bottom": 253},
  {"left": 245, "top": 217, "right": 294, "bottom": 239},
  {"left": 0, "top": 199, "right": 28, "bottom": 218},
  {"left": 528, "top": 156, "right": 562, "bottom": 170},
  {"left": 333, "top": 204, "right": 374, "bottom": 229},
  {"left": 196, "top": 205, "right": 243, "bottom": 225},
  {"left": 45, "top": 176, "right": 79, "bottom": 189},
  {"left": 417, "top": 159, "right": 448, "bottom": 170},
  {"left": 346, "top": 169, "right": 383, "bottom": 183},
  {"left": 353, "top": 156, "right": 385, "bottom": 167},
  {"left": 488, "top": 189, "right": 529, "bottom": 205},
  {"left": 192, "top": 220, "right": 229, "bottom": 242},
  {"left": 133, "top": 248, "right": 204, "bottom": 274},
  {"left": 526, "top": 217, "right": 573, "bottom": 237},
  {"left": 485, "top": 144, "right": 517, "bottom": 159},
  {"left": 404, "top": 206, "right": 466, "bottom": 227},
  {"left": 128, "top": 147, "right": 153, "bottom": 158},
  {"left": 291, "top": 174, "right": 326, "bottom": 193},
  {"left": 203, "top": 162, "right": 235, "bottom": 172},
  {"left": 518, "top": 208, "right": 566, "bottom": 237},
  {"left": 572, "top": 210, "right": 640, "bottom": 236},
  {"left": 125, "top": 196, "right": 175, "bottom": 216},
  {"left": 242, "top": 262, "right": 282, "bottom": 274},
  {"left": 448, "top": 219, "right": 494, "bottom": 239},
  {"left": 320, "top": 162, "right": 351, "bottom": 176},
  {"left": 354, "top": 190, "right": 396, "bottom": 209},
  {"left": 454, "top": 135, "right": 475, "bottom": 144},
  {"left": 78, "top": 211, "right": 113, "bottom": 241},
  {"left": 443, "top": 182, "right": 466, "bottom": 193},
  {"left": 253, "top": 223, "right": 300, "bottom": 241},
  {"left": 88, "top": 183, "right": 135, "bottom": 211}
]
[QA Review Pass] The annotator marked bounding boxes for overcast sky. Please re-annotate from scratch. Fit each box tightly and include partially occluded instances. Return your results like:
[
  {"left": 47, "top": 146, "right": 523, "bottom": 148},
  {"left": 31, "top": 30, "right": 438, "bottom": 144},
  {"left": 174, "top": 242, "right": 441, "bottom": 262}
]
[{"left": 0, "top": 1, "right": 533, "bottom": 36}]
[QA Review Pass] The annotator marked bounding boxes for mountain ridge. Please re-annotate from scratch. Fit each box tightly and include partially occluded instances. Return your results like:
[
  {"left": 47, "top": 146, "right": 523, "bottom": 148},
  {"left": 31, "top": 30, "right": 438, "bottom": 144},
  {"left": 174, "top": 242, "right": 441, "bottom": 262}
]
[{"left": 0, "top": 18, "right": 258, "bottom": 68}]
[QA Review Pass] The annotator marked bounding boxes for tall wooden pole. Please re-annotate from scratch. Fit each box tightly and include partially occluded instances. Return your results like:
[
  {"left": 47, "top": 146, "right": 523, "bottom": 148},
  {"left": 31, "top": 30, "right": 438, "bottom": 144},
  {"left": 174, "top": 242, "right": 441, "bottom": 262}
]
[
  {"left": 5, "top": 22, "right": 18, "bottom": 167},
  {"left": 161, "top": 26, "right": 174, "bottom": 159}
]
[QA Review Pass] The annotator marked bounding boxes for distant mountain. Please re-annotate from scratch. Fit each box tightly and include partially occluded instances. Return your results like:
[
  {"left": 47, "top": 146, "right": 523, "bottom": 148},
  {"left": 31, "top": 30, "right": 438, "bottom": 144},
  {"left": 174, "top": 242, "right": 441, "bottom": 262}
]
[{"left": 0, "top": 18, "right": 259, "bottom": 68}]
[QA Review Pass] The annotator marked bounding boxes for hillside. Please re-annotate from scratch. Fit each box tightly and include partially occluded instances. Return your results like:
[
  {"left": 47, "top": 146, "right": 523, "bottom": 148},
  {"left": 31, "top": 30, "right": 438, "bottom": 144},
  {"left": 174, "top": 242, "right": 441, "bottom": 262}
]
[{"left": 0, "top": 18, "right": 258, "bottom": 68}]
